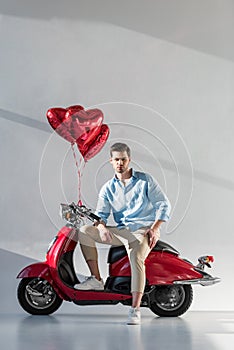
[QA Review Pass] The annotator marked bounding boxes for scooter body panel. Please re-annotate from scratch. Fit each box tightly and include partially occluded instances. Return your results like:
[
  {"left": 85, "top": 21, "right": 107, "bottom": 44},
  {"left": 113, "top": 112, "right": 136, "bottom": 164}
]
[
  {"left": 109, "top": 250, "right": 203, "bottom": 285},
  {"left": 73, "top": 290, "right": 132, "bottom": 301},
  {"left": 145, "top": 252, "right": 203, "bottom": 285},
  {"left": 46, "top": 226, "right": 78, "bottom": 270},
  {"left": 109, "top": 256, "right": 131, "bottom": 277}
]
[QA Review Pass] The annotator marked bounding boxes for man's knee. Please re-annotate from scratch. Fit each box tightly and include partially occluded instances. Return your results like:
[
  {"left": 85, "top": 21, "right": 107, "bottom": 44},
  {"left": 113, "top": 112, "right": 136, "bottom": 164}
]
[
  {"left": 78, "top": 225, "right": 97, "bottom": 247},
  {"left": 80, "top": 224, "right": 92, "bottom": 234}
]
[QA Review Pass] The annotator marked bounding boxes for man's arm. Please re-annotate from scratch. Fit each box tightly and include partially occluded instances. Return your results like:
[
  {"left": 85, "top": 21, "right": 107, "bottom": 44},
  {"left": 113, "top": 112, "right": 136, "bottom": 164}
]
[
  {"left": 145, "top": 174, "right": 171, "bottom": 248},
  {"left": 94, "top": 184, "right": 113, "bottom": 243},
  {"left": 95, "top": 184, "right": 111, "bottom": 224},
  {"left": 144, "top": 219, "right": 164, "bottom": 249},
  {"left": 96, "top": 222, "right": 113, "bottom": 243},
  {"left": 146, "top": 174, "right": 171, "bottom": 222}
]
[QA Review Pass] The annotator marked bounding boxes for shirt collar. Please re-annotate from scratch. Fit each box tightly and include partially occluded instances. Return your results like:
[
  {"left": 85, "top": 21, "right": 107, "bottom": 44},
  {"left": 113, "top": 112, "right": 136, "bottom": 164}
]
[
  {"left": 131, "top": 168, "right": 138, "bottom": 178},
  {"left": 113, "top": 168, "right": 137, "bottom": 182}
]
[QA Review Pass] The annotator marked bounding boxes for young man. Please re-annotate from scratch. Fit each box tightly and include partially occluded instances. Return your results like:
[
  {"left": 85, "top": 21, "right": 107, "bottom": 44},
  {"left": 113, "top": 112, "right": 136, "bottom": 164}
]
[{"left": 75, "top": 143, "right": 171, "bottom": 325}]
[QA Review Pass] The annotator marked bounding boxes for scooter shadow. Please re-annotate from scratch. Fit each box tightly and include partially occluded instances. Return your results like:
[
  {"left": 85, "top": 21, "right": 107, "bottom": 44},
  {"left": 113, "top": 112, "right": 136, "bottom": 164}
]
[
  {"left": 19, "top": 314, "right": 60, "bottom": 326},
  {"left": 55, "top": 312, "right": 126, "bottom": 325}
]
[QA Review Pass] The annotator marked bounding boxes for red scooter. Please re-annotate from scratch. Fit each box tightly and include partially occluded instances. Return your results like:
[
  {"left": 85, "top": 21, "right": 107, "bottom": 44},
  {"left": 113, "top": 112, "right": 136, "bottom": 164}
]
[{"left": 17, "top": 203, "right": 220, "bottom": 317}]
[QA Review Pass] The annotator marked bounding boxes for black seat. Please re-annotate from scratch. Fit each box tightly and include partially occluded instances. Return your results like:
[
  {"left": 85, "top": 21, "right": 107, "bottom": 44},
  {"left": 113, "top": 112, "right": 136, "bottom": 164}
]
[
  {"left": 107, "top": 240, "right": 179, "bottom": 264},
  {"left": 153, "top": 240, "right": 179, "bottom": 255},
  {"left": 107, "top": 245, "right": 127, "bottom": 264}
]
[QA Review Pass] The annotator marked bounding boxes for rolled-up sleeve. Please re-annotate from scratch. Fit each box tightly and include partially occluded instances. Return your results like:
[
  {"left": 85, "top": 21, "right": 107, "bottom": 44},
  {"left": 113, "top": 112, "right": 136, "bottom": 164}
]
[
  {"left": 95, "top": 184, "right": 111, "bottom": 224},
  {"left": 147, "top": 174, "right": 171, "bottom": 222}
]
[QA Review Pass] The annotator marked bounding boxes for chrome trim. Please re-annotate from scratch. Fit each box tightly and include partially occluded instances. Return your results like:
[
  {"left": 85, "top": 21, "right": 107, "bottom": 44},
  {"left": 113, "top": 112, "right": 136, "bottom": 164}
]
[{"left": 173, "top": 276, "right": 221, "bottom": 286}]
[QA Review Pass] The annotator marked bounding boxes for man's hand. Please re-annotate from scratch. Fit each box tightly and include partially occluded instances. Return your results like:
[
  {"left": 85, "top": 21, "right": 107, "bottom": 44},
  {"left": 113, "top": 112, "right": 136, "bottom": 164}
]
[
  {"left": 144, "top": 228, "right": 160, "bottom": 249},
  {"left": 97, "top": 224, "right": 113, "bottom": 243}
]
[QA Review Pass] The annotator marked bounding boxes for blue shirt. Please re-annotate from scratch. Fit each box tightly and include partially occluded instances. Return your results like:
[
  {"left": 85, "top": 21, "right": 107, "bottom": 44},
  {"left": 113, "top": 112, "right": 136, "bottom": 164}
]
[{"left": 95, "top": 169, "right": 171, "bottom": 232}]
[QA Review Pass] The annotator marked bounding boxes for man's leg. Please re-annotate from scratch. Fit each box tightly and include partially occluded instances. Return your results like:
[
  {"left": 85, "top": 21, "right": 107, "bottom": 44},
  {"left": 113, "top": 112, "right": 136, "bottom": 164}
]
[
  {"left": 78, "top": 225, "right": 101, "bottom": 280},
  {"left": 74, "top": 225, "right": 103, "bottom": 289},
  {"left": 126, "top": 231, "right": 152, "bottom": 325},
  {"left": 84, "top": 259, "right": 101, "bottom": 281},
  {"left": 76, "top": 225, "right": 125, "bottom": 290},
  {"left": 128, "top": 235, "right": 151, "bottom": 299}
]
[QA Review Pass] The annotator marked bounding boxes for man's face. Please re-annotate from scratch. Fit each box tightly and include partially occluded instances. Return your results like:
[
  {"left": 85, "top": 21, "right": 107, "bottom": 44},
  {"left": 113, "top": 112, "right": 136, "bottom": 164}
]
[{"left": 110, "top": 151, "right": 131, "bottom": 174}]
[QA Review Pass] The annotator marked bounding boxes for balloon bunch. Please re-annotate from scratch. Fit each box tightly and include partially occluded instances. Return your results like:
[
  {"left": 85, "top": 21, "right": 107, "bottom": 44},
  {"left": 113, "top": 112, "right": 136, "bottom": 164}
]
[
  {"left": 47, "top": 104, "right": 109, "bottom": 161},
  {"left": 46, "top": 104, "right": 110, "bottom": 203}
]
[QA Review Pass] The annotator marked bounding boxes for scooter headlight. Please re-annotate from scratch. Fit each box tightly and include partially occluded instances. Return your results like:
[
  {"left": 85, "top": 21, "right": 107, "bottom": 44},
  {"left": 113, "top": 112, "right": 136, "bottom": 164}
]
[
  {"left": 60, "top": 204, "right": 71, "bottom": 219},
  {"left": 60, "top": 203, "right": 83, "bottom": 228}
]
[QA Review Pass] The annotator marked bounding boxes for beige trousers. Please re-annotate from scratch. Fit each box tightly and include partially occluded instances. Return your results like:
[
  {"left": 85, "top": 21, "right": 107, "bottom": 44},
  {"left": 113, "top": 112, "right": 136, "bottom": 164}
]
[{"left": 79, "top": 225, "right": 159, "bottom": 293}]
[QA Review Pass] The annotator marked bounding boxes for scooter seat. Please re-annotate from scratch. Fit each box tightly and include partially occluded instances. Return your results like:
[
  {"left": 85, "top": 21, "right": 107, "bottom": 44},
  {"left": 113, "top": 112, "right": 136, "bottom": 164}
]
[
  {"left": 107, "top": 240, "right": 179, "bottom": 264},
  {"left": 153, "top": 240, "right": 179, "bottom": 255}
]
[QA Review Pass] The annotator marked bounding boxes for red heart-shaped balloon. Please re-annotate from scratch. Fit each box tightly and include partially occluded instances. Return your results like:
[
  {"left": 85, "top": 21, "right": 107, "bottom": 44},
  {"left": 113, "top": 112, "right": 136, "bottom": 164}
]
[
  {"left": 47, "top": 105, "right": 104, "bottom": 144},
  {"left": 76, "top": 124, "right": 110, "bottom": 161},
  {"left": 47, "top": 105, "right": 84, "bottom": 143},
  {"left": 66, "top": 108, "right": 104, "bottom": 141}
]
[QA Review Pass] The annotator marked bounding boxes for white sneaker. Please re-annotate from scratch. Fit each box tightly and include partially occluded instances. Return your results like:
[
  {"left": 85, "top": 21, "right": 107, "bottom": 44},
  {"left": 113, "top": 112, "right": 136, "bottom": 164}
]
[
  {"left": 126, "top": 307, "right": 141, "bottom": 325},
  {"left": 74, "top": 276, "right": 104, "bottom": 290}
]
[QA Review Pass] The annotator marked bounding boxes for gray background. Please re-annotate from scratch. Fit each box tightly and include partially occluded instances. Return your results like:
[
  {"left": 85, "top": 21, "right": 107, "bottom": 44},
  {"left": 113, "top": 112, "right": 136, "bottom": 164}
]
[{"left": 0, "top": 0, "right": 233, "bottom": 312}]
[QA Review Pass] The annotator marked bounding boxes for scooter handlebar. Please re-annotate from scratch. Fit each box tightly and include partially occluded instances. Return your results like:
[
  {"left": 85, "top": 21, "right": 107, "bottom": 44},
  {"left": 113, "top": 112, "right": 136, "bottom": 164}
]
[
  {"left": 88, "top": 212, "right": 101, "bottom": 222},
  {"left": 60, "top": 202, "right": 101, "bottom": 227},
  {"left": 71, "top": 203, "right": 101, "bottom": 222}
]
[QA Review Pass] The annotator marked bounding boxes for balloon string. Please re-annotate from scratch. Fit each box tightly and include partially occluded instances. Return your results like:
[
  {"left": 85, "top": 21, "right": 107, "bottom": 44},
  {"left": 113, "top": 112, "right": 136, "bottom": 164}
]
[
  {"left": 71, "top": 144, "right": 86, "bottom": 206},
  {"left": 77, "top": 155, "right": 86, "bottom": 205}
]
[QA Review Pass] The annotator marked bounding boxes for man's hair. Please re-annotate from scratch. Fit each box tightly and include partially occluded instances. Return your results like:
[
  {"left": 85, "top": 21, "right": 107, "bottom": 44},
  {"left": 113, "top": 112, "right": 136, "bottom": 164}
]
[{"left": 110, "top": 143, "right": 131, "bottom": 158}]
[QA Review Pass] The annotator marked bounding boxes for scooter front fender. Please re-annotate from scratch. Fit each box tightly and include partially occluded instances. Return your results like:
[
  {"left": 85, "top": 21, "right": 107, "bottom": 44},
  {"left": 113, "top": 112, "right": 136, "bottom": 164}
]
[
  {"left": 17, "top": 262, "right": 69, "bottom": 300},
  {"left": 17, "top": 262, "right": 51, "bottom": 280}
]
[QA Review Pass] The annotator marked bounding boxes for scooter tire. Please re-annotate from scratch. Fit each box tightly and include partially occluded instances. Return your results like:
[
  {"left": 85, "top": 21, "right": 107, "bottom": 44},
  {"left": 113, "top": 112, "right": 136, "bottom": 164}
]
[
  {"left": 17, "top": 278, "right": 63, "bottom": 315},
  {"left": 149, "top": 284, "right": 193, "bottom": 317}
]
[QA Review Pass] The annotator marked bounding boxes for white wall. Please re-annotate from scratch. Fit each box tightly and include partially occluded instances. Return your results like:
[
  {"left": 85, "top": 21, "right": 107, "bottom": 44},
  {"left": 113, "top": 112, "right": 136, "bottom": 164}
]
[{"left": 1, "top": 0, "right": 234, "bottom": 311}]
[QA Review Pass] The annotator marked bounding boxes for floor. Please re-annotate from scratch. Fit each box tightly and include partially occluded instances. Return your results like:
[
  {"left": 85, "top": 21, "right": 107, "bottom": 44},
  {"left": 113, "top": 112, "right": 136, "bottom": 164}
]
[{"left": 1, "top": 305, "right": 233, "bottom": 350}]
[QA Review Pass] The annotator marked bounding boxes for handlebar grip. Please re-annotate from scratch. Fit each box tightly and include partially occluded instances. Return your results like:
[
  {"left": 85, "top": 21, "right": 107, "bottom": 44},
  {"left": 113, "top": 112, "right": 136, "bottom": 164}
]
[{"left": 89, "top": 213, "right": 101, "bottom": 221}]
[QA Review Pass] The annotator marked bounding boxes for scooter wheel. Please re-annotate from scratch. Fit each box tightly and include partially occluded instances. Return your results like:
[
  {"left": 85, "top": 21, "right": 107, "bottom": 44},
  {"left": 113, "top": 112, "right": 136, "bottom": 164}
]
[
  {"left": 149, "top": 284, "right": 193, "bottom": 317},
  {"left": 17, "top": 278, "right": 63, "bottom": 315}
]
